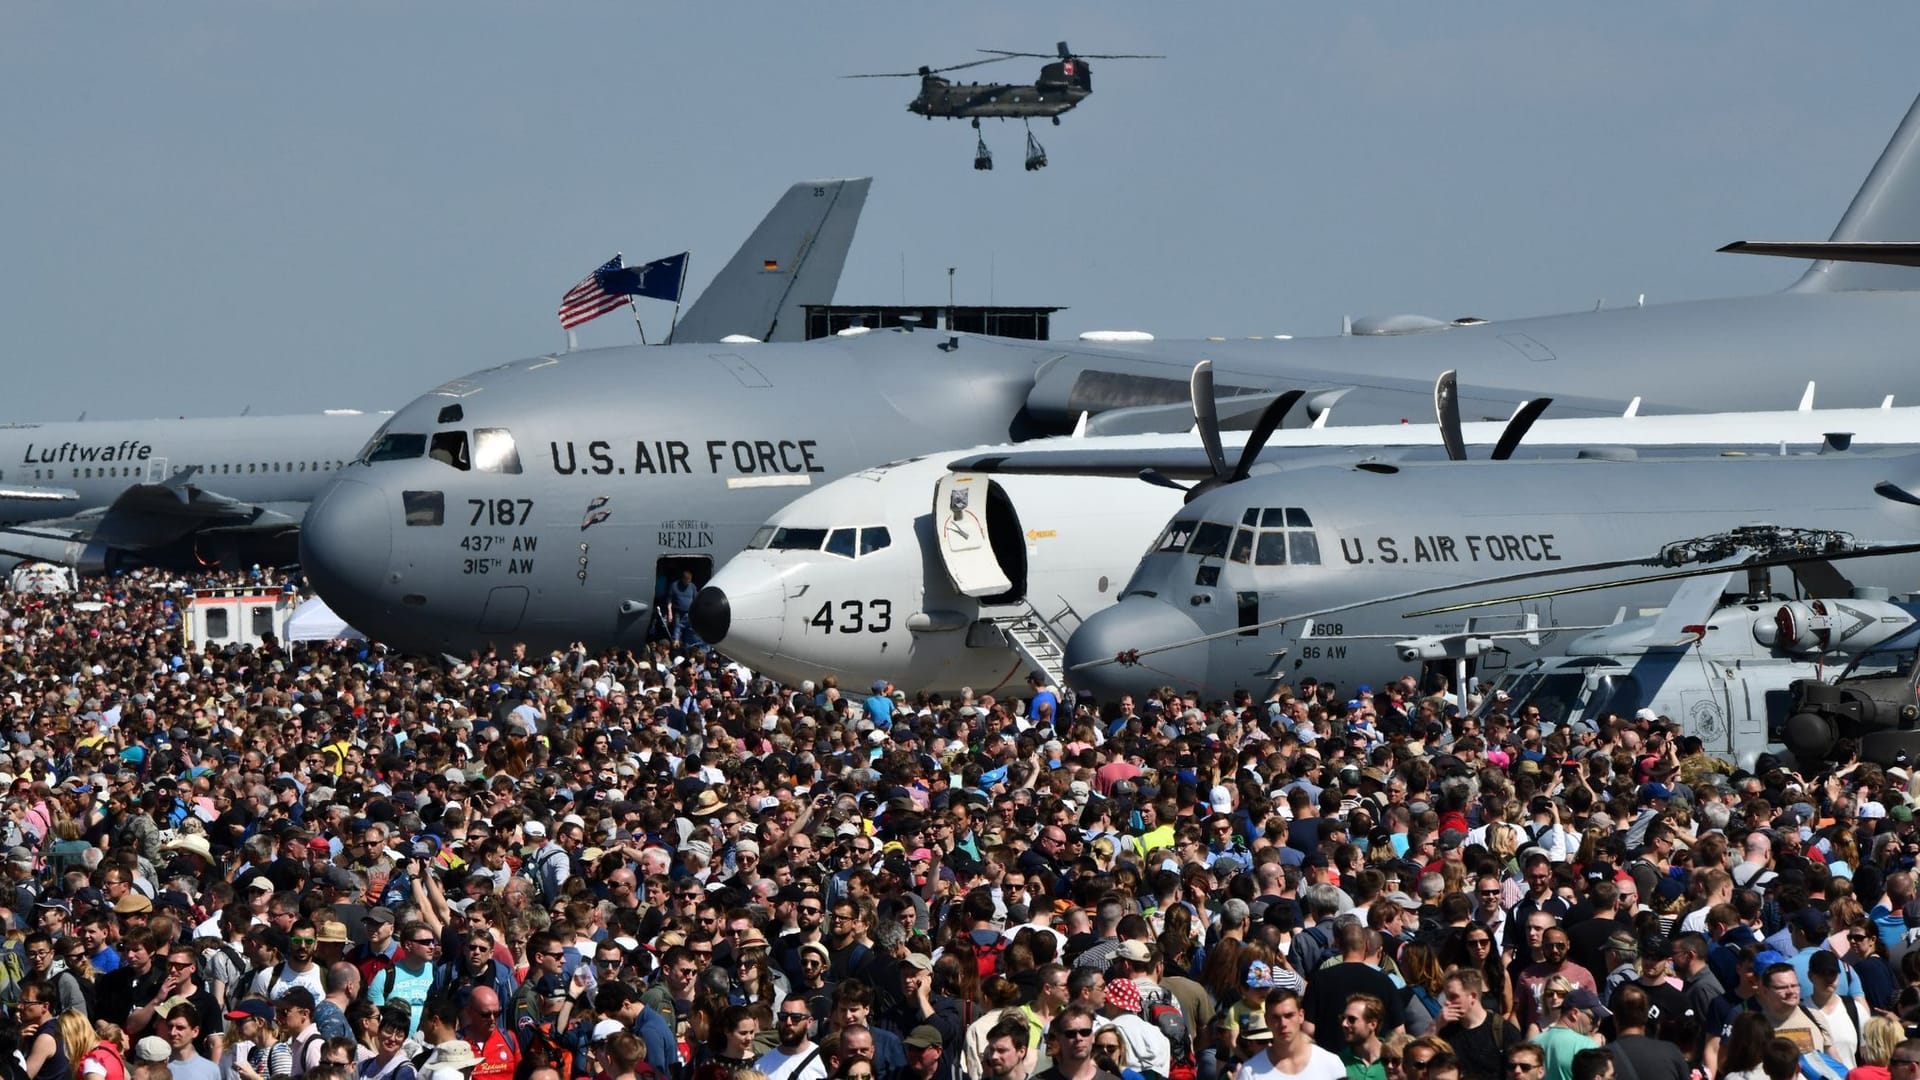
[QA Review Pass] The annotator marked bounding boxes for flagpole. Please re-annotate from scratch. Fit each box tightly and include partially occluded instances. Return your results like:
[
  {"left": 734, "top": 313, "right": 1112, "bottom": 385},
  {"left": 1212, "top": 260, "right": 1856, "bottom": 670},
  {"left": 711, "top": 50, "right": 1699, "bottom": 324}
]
[
  {"left": 667, "top": 252, "right": 690, "bottom": 345},
  {"left": 628, "top": 295, "right": 648, "bottom": 345}
]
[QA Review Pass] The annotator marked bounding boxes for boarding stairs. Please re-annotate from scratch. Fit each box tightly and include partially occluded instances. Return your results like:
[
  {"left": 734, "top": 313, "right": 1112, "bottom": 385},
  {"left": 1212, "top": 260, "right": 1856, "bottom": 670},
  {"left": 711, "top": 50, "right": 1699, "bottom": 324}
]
[{"left": 985, "top": 597, "right": 1083, "bottom": 690}]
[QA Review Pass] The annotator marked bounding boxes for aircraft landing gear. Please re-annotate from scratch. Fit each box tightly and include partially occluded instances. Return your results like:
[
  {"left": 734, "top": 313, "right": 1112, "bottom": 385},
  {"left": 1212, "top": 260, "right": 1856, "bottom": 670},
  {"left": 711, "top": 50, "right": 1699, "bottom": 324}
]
[
  {"left": 974, "top": 132, "right": 993, "bottom": 170},
  {"left": 1024, "top": 128, "right": 1047, "bottom": 171},
  {"left": 1051, "top": 116, "right": 1060, "bottom": 126}
]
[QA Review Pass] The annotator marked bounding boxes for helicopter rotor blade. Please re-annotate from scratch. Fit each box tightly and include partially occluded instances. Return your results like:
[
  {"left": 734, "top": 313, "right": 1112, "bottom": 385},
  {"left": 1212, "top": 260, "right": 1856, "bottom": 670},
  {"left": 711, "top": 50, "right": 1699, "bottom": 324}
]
[
  {"left": 1190, "top": 361, "right": 1228, "bottom": 481},
  {"left": 1490, "top": 397, "right": 1554, "bottom": 461},
  {"left": 846, "top": 56, "right": 1011, "bottom": 79},
  {"left": 977, "top": 49, "right": 1055, "bottom": 60},
  {"left": 1434, "top": 370, "right": 1466, "bottom": 462},
  {"left": 1074, "top": 53, "right": 1167, "bottom": 59},
  {"left": 1228, "top": 389, "right": 1305, "bottom": 483}
]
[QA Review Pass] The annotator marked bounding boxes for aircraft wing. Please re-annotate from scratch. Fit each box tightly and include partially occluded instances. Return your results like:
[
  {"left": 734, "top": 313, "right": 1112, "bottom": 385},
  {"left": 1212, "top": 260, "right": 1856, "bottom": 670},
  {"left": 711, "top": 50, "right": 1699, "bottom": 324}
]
[
  {"left": 0, "top": 479, "right": 303, "bottom": 567},
  {"left": 951, "top": 446, "right": 1225, "bottom": 480}
]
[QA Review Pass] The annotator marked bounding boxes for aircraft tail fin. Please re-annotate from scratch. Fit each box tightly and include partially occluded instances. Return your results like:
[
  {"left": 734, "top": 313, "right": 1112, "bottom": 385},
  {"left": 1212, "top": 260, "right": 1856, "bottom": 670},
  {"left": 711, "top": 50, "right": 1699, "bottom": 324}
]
[
  {"left": 671, "top": 178, "right": 871, "bottom": 343},
  {"left": 1791, "top": 91, "right": 1920, "bottom": 291}
]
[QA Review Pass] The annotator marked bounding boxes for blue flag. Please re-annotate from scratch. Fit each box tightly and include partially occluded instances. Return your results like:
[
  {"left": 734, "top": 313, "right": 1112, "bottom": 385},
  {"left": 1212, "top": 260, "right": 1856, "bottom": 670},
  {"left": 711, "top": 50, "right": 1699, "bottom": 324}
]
[{"left": 598, "top": 251, "right": 688, "bottom": 303}]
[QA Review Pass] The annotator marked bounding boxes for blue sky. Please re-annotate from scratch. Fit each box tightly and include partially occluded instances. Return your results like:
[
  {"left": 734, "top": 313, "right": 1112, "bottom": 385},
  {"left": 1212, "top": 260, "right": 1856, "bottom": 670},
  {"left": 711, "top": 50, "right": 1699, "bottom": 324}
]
[{"left": 2, "top": 3, "right": 1916, "bottom": 418}]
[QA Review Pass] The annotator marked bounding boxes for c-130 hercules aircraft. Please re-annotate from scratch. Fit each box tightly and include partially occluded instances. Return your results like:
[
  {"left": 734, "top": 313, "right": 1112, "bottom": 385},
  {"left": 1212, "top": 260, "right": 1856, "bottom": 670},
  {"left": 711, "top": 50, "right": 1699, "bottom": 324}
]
[{"left": 304, "top": 84, "right": 1920, "bottom": 654}]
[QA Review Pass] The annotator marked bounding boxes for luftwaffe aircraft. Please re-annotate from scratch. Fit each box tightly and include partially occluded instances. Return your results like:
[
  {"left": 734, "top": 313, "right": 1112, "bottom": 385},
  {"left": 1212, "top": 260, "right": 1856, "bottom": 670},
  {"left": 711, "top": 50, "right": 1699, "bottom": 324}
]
[
  {"left": 0, "top": 178, "right": 870, "bottom": 575},
  {"left": 304, "top": 85, "right": 1920, "bottom": 652},
  {"left": 689, "top": 367, "right": 1920, "bottom": 697}
]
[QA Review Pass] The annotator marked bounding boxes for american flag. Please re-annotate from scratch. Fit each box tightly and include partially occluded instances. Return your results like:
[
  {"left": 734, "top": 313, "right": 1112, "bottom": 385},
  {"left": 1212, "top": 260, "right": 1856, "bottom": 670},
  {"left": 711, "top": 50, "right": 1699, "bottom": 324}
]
[{"left": 558, "top": 254, "right": 629, "bottom": 330}]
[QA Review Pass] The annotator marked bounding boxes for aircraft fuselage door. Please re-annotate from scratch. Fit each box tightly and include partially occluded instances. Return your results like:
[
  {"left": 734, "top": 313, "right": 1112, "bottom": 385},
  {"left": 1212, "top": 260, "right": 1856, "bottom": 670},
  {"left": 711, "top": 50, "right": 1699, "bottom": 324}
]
[
  {"left": 933, "top": 472, "right": 1011, "bottom": 598},
  {"left": 147, "top": 458, "right": 168, "bottom": 484}
]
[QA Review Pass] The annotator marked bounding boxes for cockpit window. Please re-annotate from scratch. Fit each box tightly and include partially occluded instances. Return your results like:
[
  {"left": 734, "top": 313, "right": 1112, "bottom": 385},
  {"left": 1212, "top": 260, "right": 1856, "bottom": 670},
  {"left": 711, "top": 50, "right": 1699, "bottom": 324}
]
[
  {"left": 768, "top": 527, "right": 828, "bottom": 551},
  {"left": 825, "top": 528, "right": 857, "bottom": 559},
  {"left": 473, "top": 429, "right": 522, "bottom": 474},
  {"left": 365, "top": 433, "right": 426, "bottom": 464},
  {"left": 1249, "top": 507, "right": 1321, "bottom": 566},
  {"left": 1155, "top": 520, "right": 1198, "bottom": 553},
  {"left": 429, "top": 431, "right": 471, "bottom": 471},
  {"left": 1187, "top": 522, "right": 1232, "bottom": 559},
  {"left": 1229, "top": 528, "right": 1254, "bottom": 565},
  {"left": 860, "top": 527, "right": 891, "bottom": 556},
  {"left": 749, "top": 526, "right": 775, "bottom": 549}
]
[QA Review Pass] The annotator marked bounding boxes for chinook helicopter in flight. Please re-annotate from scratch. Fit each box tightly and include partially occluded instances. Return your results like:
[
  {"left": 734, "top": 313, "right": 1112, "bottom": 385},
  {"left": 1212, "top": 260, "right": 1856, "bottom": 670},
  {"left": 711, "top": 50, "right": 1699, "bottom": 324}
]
[{"left": 845, "top": 42, "right": 1162, "bottom": 170}]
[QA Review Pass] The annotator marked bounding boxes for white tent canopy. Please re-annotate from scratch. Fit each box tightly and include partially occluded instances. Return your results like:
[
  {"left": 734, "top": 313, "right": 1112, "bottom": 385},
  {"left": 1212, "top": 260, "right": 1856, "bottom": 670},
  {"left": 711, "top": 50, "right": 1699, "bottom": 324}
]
[{"left": 285, "top": 597, "right": 365, "bottom": 642}]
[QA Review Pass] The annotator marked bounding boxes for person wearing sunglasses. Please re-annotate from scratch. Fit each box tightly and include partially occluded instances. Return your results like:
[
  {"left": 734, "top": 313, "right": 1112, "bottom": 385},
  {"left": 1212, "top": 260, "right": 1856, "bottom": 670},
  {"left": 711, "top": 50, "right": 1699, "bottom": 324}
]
[
  {"left": 251, "top": 918, "right": 326, "bottom": 1002},
  {"left": 1034, "top": 1004, "right": 1112, "bottom": 1080},
  {"left": 366, "top": 922, "right": 440, "bottom": 1035}
]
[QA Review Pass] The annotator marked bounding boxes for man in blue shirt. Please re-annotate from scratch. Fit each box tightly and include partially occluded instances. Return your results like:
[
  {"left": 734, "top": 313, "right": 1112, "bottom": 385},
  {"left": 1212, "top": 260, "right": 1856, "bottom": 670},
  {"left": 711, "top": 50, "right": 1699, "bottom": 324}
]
[{"left": 864, "top": 680, "right": 894, "bottom": 730}]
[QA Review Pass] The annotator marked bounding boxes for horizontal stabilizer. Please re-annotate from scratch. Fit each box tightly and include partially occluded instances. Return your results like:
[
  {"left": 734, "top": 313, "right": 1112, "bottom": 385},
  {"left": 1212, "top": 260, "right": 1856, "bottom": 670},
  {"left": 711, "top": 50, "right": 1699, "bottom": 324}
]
[{"left": 1722, "top": 241, "right": 1920, "bottom": 268}]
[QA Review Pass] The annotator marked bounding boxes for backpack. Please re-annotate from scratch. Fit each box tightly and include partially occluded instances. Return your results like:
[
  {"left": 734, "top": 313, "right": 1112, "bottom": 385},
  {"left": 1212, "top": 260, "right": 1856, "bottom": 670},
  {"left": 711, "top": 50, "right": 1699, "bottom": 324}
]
[
  {"left": 1144, "top": 1001, "right": 1196, "bottom": 1080},
  {"left": 975, "top": 938, "right": 1008, "bottom": 979},
  {"left": 518, "top": 1020, "right": 574, "bottom": 1080},
  {"left": 521, "top": 846, "right": 565, "bottom": 900},
  {"left": 1287, "top": 921, "right": 1336, "bottom": 975}
]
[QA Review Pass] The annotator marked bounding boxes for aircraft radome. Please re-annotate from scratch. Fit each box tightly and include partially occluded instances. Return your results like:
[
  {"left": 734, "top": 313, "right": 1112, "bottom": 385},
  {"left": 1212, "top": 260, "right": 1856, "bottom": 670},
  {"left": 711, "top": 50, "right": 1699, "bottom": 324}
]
[
  {"left": 0, "top": 178, "right": 869, "bottom": 576},
  {"left": 693, "top": 367, "right": 1920, "bottom": 697}
]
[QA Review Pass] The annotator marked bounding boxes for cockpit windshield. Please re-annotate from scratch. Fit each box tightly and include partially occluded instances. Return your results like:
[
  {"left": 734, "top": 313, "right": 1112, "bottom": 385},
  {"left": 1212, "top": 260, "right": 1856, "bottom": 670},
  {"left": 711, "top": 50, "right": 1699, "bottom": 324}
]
[
  {"left": 1486, "top": 669, "right": 1643, "bottom": 727},
  {"left": 1242, "top": 507, "right": 1320, "bottom": 566},
  {"left": 751, "top": 525, "right": 894, "bottom": 559},
  {"left": 473, "top": 429, "right": 523, "bottom": 474},
  {"left": 364, "top": 432, "right": 427, "bottom": 464}
]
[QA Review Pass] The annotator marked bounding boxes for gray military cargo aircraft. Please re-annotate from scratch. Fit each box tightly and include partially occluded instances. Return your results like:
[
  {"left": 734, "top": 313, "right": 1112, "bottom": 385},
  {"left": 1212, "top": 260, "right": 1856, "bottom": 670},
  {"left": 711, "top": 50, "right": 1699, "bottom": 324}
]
[
  {"left": 0, "top": 178, "right": 871, "bottom": 575},
  {"left": 300, "top": 86, "right": 1920, "bottom": 653},
  {"left": 1055, "top": 414, "right": 1920, "bottom": 707}
]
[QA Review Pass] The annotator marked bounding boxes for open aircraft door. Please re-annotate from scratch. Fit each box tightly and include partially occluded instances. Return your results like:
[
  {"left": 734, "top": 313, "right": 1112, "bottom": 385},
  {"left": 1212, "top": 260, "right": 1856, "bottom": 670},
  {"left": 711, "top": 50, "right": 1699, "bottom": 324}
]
[{"left": 933, "top": 472, "right": 1012, "bottom": 598}]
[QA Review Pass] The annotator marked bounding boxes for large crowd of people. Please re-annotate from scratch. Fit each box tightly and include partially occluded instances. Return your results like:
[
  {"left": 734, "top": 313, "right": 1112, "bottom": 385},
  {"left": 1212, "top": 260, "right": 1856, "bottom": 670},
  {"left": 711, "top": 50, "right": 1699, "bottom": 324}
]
[{"left": 1, "top": 568, "right": 1918, "bottom": 1080}]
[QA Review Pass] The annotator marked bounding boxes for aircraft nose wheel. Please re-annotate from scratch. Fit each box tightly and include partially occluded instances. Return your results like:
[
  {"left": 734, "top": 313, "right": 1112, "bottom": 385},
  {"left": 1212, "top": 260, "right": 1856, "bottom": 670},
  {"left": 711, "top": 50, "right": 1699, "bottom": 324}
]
[
  {"left": 1024, "top": 129, "right": 1047, "bottom": 171},
  {"left": 974, "top": 133, "right": 993, "bottom": 170}
]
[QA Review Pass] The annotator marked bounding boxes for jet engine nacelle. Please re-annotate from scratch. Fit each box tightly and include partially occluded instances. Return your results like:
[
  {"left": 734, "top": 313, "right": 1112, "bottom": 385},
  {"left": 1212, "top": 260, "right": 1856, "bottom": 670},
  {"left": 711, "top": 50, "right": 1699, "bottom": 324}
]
[{"left": 1754, "top": 599, "right": 1915, "bottom": 655}]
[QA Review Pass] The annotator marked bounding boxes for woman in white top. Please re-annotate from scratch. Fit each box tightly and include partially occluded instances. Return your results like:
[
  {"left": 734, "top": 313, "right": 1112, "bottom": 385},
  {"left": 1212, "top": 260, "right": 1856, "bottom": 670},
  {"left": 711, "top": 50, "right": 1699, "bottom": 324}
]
[{"left": 1806, "top": 949, "right": 1863, "bottom": 1068}]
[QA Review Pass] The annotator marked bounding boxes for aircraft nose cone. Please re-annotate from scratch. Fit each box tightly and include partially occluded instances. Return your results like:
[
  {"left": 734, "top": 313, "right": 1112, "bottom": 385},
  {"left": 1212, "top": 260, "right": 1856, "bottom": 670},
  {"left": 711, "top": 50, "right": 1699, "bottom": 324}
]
[
  {"left": 1065, "top": 596, "right": 1209, "bottom": 700},
  {"left": 699, "top": 558, "right": 793, "bottom": 670},
  {"left": 299, "top": 479, "right": 392, "bottom": 620},
  {"left": 690, "top": 586, "right": 731, "bottom": 645}
]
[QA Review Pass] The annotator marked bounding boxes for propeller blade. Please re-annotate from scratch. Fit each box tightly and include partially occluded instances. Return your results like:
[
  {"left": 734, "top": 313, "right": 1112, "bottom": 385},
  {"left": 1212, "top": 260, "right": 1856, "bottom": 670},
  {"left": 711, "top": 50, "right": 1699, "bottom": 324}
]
[
  {"left": 1137, "top": 469, "right": 1190, "bottom": 493},
  {"left": 1404, "top": 538, "right": 1920, "bottom": 618},
  {"left": 1434, "top": 370, "right": 1466, "bottom": 462},
  {"left": 1228, "top": 389, "right": 1305, "bottom": 482},
  {"left": 1490, "top": 397, "right": 1553, "bottom": 460},
  {"left": 1189, "top": 361, "right": 1228, "bottom": 480},
  {"left": 1876, "top": 480, "right": 1920, "bottom": 507}
]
